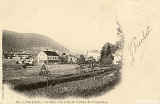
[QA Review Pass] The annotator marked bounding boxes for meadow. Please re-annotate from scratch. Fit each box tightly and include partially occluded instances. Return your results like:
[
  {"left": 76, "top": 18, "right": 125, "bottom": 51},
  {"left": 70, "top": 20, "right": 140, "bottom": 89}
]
[{"left": 3, "top": 59, "right": 121, "bottom": 98}]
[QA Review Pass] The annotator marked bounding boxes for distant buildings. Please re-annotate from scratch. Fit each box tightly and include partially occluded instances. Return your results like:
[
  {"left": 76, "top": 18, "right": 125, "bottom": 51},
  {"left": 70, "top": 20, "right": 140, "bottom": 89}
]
[
  {"left": 67, "top": 55, "right": 77, "bottom": 64},
  {"left": 3, "top": 51, "right": 30, "bottom": 59},
  {"left": 60, "top": 53, "right": 78, "bottom": 64},
  {"left": 37, "top": 50, "right": 59, "bottom": 64},
  {"left": 86, "top": 49, "right": 100, "bottom": 61},
  {"left": 4, "top": 48, "right": 97, "bottom": 65},
  {"left": 16, "top": 51, "right": 30, "bottom": 59}
]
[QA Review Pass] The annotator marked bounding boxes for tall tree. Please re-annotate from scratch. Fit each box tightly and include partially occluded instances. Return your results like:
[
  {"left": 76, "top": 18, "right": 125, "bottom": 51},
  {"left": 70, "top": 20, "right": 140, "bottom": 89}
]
[
  {"left": 100, "top": 20, "right": 124, "bottom": 66},
  {"left": 100, "top": 42, "right": 114, "bottom": 65},
  {"left": 87, "top": 56, "right": 96, "bottom": 70},
  {"left": 77, "top": 54, "right": 86, "bottom": 75},
  {"left": 113, "top": 19, "right": 124, "bottom": 65},
  {"left": 116, "top": 20, "right": 124, "bottom": 56}
]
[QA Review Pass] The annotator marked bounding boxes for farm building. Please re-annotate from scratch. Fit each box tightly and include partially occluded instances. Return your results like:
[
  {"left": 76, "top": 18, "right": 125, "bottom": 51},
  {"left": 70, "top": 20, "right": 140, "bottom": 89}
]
[
  {"left": 86, "top": 49, "right": 100, "bottom": 61},
  {"left": 37, "top": 51, "right": 59, "bottom": 64}
]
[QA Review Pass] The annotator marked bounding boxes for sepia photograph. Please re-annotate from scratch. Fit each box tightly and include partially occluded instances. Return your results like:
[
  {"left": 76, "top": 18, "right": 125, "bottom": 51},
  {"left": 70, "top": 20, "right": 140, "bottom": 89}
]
[
  {"left": 2, "top": 27, "right": 123, "bottom": 99},
  {"left": 1, "top": 0, "right": 160, "bottom": 104},
  {"left": 2, "top": 11, "right": 123, "bottom": 100}
]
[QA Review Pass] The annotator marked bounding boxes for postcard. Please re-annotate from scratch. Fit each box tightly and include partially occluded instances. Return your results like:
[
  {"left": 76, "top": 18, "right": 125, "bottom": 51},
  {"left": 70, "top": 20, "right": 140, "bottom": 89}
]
[{"left": 0, "top": 0, "right": 160, "bottom": 104}]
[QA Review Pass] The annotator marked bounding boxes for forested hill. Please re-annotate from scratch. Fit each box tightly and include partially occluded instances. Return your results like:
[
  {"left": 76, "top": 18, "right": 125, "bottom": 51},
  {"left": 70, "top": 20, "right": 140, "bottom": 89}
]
[{"left": 2, "top": 30, "right": 70, "bottom": 53}]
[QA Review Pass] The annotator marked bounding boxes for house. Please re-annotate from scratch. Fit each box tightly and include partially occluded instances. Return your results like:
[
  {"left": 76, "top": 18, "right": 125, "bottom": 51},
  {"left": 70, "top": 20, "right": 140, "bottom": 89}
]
[
  {"left": 37, "top": 51, "right": 59, "bottom": 64},
  {"left": 67, "top": 54, "right": 77, "bottom": 64},
  {"left": 112, "top": 50, "right": 122, "bottom": 65},
  {"left": 86, "top": 49, "right": 100, "bottom": 61}
]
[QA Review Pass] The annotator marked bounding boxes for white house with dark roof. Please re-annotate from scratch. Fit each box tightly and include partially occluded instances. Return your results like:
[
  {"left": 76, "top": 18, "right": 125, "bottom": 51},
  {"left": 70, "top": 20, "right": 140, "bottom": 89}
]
[
  {"left": 86, "top": 49, "right": 100, "bottom": 61},
  {"left": 37, "top": 50, "right": 59, "bottom": 64}
]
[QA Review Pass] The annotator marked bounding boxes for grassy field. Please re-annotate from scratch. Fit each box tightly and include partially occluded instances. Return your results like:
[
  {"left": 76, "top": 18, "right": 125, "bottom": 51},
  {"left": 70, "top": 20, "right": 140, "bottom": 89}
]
[
  {"left": 21, "top": 71, "right": 121, "bottom": 98},
  {"left": 3, "top": 59, "right": 79, "bottom": 82},
  {"left": 3, "top": 58, "right": 121, "bottom": 98}
]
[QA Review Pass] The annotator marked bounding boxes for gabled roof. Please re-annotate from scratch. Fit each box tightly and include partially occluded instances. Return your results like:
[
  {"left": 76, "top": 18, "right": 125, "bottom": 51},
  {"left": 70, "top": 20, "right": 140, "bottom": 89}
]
[{"left": 43, "top": 51, "right": 59, "bottom": 56}]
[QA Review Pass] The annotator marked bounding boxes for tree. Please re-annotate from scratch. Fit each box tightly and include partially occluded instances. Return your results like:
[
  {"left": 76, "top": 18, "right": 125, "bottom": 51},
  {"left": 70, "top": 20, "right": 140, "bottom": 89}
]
[
  {"left": 10, "top": 55, "right": 13, "bottom": 59},
  {"left": 62, "top": 53, "right": 66, "bottom": 56},
  {"left": 100, "top": 20, "right": 124, "bottom": 66},
  {"left": 102, "top": 54, "right": 114, "bottom": 65},
  {"left": 100, "top": 42, "right": 114, "bottom": 65},
  {"left": 114, "top": 20, "right": 124, "bottom": 66},
  {"left": 116, "top": 20, "right": 124, "bottom": 56},
  {"left": 4, "top": 53, "right": 9, "bottom": 59},
  {"left": 87, "top": 56, "right": 96, "bottom": 70},
  {"left": 60, "top": 53, "right": 68, "bottom": 64},
  {"left": 76, "top": 54, "right": 86, "bottom": 75}
]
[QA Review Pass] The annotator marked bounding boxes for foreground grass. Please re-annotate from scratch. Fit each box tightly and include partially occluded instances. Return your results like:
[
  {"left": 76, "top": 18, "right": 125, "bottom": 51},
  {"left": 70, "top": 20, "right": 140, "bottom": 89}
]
[
  {"left": 3, "top": 59, "right": 121, "bottom": 98},
  {"left": 9, "top": 68, "right": 121, "bottom": 99},
  {"left": 3, "top": 59, "right": 78, "bottom": 83}
]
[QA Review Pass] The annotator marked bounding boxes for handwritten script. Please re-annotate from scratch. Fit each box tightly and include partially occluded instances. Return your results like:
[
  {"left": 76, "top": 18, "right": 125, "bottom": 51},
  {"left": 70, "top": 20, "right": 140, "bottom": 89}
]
[{"left": 128, "top": 26, "right": 151, "bottom": 66}]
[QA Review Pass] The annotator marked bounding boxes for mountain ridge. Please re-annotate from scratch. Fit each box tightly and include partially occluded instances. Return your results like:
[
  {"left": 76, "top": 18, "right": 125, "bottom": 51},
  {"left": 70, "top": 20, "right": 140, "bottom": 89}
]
[{"left": 2, "top": 30, "right": 70, "bottom": 53}]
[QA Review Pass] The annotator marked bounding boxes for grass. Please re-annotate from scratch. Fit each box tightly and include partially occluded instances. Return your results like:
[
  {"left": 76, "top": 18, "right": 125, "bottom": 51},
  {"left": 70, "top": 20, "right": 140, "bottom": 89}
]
[
  {"left": 20, "top": 70, "right": 121, "bottom": 98},
  {"left": 3, "top": 58, "right": 121, "bottom": 99},
  {"left": 3, "top": 59, "right": 78, "bottom": 82}
]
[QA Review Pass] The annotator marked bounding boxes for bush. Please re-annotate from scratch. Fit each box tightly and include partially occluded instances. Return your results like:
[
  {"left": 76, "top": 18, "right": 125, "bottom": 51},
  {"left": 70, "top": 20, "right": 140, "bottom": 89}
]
[{"left": 21, "top": 64, "right": 27, "bottom": 69}]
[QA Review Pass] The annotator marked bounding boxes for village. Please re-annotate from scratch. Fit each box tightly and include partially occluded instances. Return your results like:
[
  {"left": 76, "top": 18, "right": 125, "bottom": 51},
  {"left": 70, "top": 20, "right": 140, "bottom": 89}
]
[
  {"left": 2, "top": 27, "right": 124, "bottom": 98},
  {"left": 2, "top": 19, "right": 123, "bottom": 98},
  {"left": 3, "top": 48, "right": 120, "bottom": 68},
  {"left": 3, "top": 42, "right": 123, "bottom": 99}
]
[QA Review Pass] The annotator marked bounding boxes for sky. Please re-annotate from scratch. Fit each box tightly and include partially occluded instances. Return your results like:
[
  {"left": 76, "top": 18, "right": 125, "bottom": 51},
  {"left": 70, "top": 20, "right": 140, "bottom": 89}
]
[{"left": 1, "top": 1, "right": 122, "bottom": 53}]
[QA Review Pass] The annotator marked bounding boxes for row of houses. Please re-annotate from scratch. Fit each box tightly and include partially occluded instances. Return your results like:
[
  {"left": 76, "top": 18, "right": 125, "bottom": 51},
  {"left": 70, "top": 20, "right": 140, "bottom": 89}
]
[
  {"left": 37, "top": 50, "right": 80, "bottom": 64},
  {"left": 4, "top": 49, "right": 101, "bottom": 65},
  {"left": 35, "top": 49, "right": 101, "bottom": 64},
  {"left": 29, "top": 49, "right": 121, "bottom": 65},
  {"left": 3, "top": 51, "right": 30, "bottom": 59},
  {"left": 35, "top": 49, "right": 122, "bottom": 65}
]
